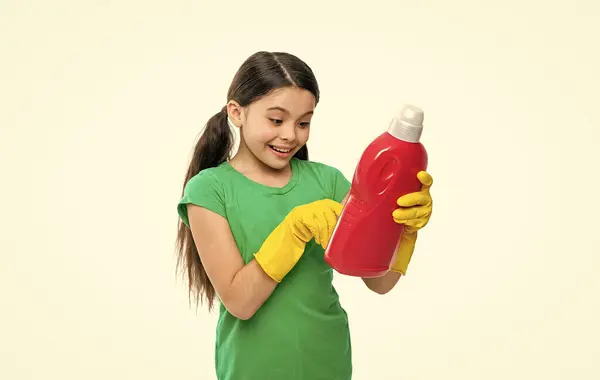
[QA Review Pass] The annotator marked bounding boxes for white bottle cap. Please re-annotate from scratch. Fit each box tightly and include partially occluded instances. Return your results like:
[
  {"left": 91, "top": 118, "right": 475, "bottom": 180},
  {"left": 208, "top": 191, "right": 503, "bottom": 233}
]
[{"left": 387, "top": 104, "right": 424, "bottom": 142}]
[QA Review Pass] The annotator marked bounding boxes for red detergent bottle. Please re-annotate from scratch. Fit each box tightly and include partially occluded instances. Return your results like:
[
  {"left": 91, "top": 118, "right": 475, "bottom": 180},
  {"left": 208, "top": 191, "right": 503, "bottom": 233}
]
[{"left": 324, "top": 104, "right": 428, "bottom": 277}]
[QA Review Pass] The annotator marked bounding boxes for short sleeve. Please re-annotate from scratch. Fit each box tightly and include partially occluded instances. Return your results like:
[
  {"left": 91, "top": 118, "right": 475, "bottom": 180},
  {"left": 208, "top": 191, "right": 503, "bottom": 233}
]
[
  {"left": 177, "top": 170, "right": 226, "bottom": 227},
  {"left": 329, "top": 166, "right": 351, "bottom": 203}
]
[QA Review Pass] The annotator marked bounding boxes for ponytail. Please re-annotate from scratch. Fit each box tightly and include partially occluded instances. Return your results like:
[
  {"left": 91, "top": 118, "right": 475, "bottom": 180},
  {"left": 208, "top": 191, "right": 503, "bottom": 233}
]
[
  {"left": 184, "top": 106, "right": 233, "bottom": 182},
  {"left": 175, "top": 106, "right": 233, "bottom": 311}
]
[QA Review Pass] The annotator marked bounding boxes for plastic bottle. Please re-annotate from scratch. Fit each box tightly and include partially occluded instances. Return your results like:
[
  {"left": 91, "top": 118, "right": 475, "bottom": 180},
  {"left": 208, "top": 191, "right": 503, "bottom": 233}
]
[{"left": 324, "top": 104, "right": 428, "bottom": 277}]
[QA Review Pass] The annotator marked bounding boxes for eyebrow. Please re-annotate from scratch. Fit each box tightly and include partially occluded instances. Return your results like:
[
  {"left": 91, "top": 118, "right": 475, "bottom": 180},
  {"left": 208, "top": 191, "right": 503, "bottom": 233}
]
[{"left": 267, "top": 106, "right": 313, "bottom": 117}]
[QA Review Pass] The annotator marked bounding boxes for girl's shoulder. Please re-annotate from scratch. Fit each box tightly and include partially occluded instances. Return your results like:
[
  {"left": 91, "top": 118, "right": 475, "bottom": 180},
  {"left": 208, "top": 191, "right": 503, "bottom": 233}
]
[
  {"left": 177, "top": 164, "right": 231, "bottom": 226},
  {"left": 184, "top": 162, "right": 232, "bottom": 188},
  {"left": 293, "top": 158, "right": 351, "bottom": 203}
]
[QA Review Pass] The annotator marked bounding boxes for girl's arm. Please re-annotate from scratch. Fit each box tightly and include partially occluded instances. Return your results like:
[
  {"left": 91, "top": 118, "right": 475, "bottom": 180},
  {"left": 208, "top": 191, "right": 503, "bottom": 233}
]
[
  {"left": 361, "top": 272, "right": 402, "bottom": 294},
  {"left": 187, "top": 204, "right": 277, "bottom": 320},
  {"left": 338, "top": 192, "right": 402, "bottom": 294}
]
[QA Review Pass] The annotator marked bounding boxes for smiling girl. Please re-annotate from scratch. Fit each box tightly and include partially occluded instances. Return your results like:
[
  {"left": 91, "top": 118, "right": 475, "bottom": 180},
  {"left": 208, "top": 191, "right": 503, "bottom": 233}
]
[{"left": 175, "top": 51, "right": 434, "bottom": 380}]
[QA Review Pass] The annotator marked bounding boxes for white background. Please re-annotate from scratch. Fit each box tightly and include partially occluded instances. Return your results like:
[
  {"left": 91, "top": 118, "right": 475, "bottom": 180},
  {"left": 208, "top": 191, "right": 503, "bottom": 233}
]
[{"left": 1, "top": 0, "right": 599, "bottom": 379}]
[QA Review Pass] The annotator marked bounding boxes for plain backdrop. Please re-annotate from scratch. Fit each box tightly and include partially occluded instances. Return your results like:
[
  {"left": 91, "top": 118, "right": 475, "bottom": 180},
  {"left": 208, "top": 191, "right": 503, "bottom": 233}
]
[{"left": 1, "top": 0, "right": 599, "bottom": 379}]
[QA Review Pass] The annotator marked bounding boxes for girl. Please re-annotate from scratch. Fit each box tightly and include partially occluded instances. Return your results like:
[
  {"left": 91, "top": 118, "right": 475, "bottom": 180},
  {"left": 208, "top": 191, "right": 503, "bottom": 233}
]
[{"left": 175, "top": 51, "right": 434, "bottom": 380}]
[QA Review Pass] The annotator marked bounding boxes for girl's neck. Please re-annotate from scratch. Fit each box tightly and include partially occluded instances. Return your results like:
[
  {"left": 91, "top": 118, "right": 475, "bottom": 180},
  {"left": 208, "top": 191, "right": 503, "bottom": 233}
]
[{"left": 229, "top": 145, "right": 292, "bottom": 188}]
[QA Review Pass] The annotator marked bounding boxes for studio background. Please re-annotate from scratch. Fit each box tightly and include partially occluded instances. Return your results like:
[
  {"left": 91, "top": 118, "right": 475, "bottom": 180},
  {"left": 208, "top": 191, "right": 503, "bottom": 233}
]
[{"left": 1, "top": 1, "right": 599, "bottom": 379}]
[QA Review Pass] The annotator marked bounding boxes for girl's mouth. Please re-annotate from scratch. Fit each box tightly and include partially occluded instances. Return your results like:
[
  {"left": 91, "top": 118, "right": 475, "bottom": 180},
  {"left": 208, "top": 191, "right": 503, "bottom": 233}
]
[{"left": 269, "top": 145, "right": 293, "bottom": 157}]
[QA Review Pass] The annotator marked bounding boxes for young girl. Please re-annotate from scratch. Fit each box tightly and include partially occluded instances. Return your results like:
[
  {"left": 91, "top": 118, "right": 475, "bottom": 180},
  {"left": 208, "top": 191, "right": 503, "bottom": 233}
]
[{"left": 175, "top": 51, "right": 434, "bottom": 380}]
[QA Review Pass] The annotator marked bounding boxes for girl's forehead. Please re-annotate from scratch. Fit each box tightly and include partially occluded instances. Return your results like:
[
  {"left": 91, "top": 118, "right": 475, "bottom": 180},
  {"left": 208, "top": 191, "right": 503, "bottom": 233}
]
[{"left": 253, "top": 87, "right": 316, "bottom": 114}]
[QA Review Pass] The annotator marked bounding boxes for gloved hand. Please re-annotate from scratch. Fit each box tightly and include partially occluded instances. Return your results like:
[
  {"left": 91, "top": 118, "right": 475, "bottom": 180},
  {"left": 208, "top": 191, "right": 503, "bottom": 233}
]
[
  {"left": 254, "top": 199, "right": 342, "bottom": 282},
  {"left": 390, "top": 171, "right": 433, "bottom": 274}
]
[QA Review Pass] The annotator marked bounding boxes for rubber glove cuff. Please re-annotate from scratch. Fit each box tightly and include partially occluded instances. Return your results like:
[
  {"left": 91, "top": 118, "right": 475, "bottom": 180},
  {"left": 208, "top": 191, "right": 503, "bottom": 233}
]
[{"left": 390, "top": 230, "right": 418, "bottom": 275}]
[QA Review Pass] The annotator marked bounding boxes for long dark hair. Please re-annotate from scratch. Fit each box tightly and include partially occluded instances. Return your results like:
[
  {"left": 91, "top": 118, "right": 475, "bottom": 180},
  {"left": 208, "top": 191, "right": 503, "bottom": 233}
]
[{"left": 175, "top": 51, "right": 320, "bottom": 310}]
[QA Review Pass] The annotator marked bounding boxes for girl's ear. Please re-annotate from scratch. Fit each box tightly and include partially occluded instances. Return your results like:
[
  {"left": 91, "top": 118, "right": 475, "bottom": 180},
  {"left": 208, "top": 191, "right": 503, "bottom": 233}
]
[{"left": 226, "top": 101, "right": 243, "bottom": 128}]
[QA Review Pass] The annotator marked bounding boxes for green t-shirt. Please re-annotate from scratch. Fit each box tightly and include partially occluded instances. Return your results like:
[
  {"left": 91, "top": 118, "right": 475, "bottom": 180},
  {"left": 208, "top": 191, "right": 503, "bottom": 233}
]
[{"left": 177, "top": 157, "right": 353, "bottom": 380}]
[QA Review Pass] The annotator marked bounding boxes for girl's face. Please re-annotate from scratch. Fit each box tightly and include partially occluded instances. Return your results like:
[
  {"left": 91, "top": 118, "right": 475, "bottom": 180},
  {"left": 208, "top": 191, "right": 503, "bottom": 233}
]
[{"left": 230, "top": 86, "right": 316, "bottom": 171}]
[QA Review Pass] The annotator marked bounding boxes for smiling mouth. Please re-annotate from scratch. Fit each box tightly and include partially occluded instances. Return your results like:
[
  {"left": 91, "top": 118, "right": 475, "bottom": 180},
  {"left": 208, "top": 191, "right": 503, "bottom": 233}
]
[{"left": 269, "top": 145, "right": 294, "bottom": 153}]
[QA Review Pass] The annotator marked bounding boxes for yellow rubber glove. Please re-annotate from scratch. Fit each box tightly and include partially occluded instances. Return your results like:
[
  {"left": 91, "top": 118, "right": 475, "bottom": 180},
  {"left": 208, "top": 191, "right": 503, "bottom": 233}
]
[
  {"left": 390, "top": 171, "right": 433, "bottom": 274},
  {"left": 254, "top": 199, "right": 342, "bottom": 282}
]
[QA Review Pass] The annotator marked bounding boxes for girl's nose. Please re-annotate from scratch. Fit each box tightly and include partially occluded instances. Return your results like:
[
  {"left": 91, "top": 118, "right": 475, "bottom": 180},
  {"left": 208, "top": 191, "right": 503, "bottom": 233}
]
[{"left": 279, "top": 123, "right": 297, "bottom": 141}]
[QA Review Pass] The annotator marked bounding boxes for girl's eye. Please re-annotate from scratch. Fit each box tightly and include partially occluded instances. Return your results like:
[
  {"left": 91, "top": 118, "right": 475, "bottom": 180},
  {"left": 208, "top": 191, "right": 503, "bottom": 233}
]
[{"left": 269, "top": 118, "right": 310, "bottom": 127}]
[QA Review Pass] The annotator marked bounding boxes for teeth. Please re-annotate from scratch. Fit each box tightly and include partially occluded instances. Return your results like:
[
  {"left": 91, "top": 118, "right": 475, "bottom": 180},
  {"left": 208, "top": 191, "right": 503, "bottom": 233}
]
[{"left": 271, "top": 146, "right": 291, "bottom": 153}]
